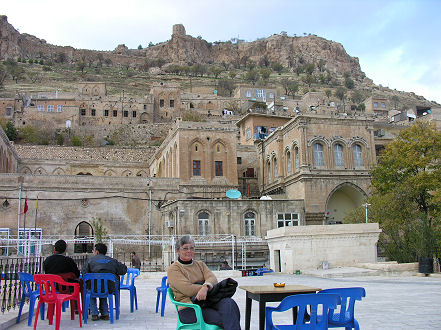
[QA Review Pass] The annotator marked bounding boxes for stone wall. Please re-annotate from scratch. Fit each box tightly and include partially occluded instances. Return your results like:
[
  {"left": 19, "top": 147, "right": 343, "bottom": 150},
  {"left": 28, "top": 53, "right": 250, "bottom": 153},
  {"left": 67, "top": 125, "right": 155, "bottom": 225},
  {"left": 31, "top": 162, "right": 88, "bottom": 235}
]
[
  {"left": 266, "top": 223, "right": 382, "bottom": 272},
  {"left": 0, "top": 125, "right": 19, "bottom": 173}
]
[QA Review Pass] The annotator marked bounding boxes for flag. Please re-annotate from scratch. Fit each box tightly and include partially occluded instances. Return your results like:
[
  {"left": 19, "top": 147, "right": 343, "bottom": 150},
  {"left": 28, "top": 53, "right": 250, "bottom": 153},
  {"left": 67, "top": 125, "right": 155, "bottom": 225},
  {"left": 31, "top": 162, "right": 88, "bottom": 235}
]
[
  {"left": 24, "top": 198, "right": 28, "bottom": 214},
  {"left": 35, "top": 197, "right": 38, "bottom": 213}
]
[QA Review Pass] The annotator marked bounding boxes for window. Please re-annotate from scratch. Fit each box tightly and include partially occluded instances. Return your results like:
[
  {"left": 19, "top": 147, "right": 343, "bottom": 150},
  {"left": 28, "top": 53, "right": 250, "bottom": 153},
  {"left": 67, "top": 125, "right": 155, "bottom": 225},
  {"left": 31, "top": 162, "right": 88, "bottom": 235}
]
[
  {"left": 159, "top": 99, "right": 164, "bottom": 107},
  {"left": 57, "top": 105, "right": 63, "bottom": 112},
  {"left": 273, "top": 158, "right": 278, "bottom": 178},
  {"left": 217, "top": 144, "right": 220, "bottom": 153},
  {"left": 81, "top": 109, "right": 86, "bottom": 116},
  {"left": 244, "top": 212, "right": 256, "bottom": 236},
  {"left": 245, "top": 128, "right": 251, "bottom": 140},
  {"left": 277, "top": 213, "right": 300, "bottom": 227},
  {"left": 124, "top": 110, "right": 128, "bottom": 117},
  {"left": 47, "top": 105, "right": 54, "bottom": 112},
  {"left": 37, "top": 105, "right": 44, "bottom": 112},
  {"left": 381, "top": 102, "right": 386, "bottom": 108},
  {"left": 104, "top": 110, "right": 109, "bottom": 117},
  {"left": 267, "top": 160, "right": 271, "bottom": 183},
  {"left": 91, "top": 109, "right": 96, "bottom": 116},
  {"left": 295, "top": 147, "right": 300, "bottom": 170},
  {"left": 246, "top": 90, "right": 251, "bottom": 98},
  {"left": 334, "top": 143, "right": 344, "bottom": 167},
  {"left": 170, "top": 99, "right": 174, "bottom": 108},
  {"left": 353, "top": 144, "right": 364, "bottom": 167},
  {"left": 373, "top": 102, "right": 378, "bottom": 108},
  {"left": 132, "top": 111, "right": 136, "bottom": 118},
  {"left": 193, "top": 160, "right": 201, "bottom": 176},
  {"left": 113, "top": 110, "right": 118, "bottom": 117},
  {"left": 215, "top": 161, "right": 223, "bottom": 176},
  {"left": 256, "top": 89, "right": 264, "bottom": 98},
  {"left": 143, "top": 104, "right": 147, "bottom": 110},
  {"left": 313, "top": 143, "right": 324, "bottom": 167},
  {"left": 198, "top": 212, "right": 210, "bottom": 235},
  {"left": 286, "top": 151, "right": 291, "bottom": 174},
  {"left": 237, "top": 157, "right": 242, "bottom": 164},
  {"left": 6, "top": 107, "right": 12, "bottom": 116},
  {"left": 269, "top": 92, "right": 274, "bottom": 99}
]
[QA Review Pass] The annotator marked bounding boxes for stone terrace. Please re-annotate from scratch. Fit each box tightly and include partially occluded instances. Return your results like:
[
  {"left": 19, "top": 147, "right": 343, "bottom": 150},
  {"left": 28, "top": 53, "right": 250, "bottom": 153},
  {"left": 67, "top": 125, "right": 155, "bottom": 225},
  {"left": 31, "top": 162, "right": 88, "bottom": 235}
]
[{"left": 4, "top": 270, "right": 441, "bottom": 330}]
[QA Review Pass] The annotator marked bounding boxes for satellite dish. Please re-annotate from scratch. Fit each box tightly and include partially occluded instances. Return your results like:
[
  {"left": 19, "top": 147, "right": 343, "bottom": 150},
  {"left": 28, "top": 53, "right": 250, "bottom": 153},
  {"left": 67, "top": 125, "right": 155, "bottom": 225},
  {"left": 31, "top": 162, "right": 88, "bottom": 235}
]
[{"left": 226, "top": 189, "right": 241, "bottom": 199}]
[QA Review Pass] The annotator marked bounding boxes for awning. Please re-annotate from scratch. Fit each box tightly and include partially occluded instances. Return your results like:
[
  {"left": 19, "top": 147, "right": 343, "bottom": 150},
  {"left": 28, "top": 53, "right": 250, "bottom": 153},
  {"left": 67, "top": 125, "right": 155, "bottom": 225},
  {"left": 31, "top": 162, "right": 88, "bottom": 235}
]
[{"left": 407, "top": 113, "right": 416, "bottom": 119}]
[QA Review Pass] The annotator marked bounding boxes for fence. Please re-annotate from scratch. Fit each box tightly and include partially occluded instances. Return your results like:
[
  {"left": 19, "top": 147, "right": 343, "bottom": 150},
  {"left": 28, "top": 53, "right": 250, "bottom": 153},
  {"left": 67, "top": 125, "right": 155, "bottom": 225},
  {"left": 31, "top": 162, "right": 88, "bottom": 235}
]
[{"left": 0, "top": 255, "right": 87, "bottom": 315}]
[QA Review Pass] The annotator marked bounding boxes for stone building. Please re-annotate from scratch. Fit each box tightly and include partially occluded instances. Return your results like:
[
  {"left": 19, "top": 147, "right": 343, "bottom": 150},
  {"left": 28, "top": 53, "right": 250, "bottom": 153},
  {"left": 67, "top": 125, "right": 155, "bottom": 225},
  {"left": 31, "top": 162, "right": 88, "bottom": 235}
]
[
  {"left": 256, "top": 113, "right": 375, "bottom": 224},
  {"left": 0, "top": 126, "right": 19, "bottom": 173}
]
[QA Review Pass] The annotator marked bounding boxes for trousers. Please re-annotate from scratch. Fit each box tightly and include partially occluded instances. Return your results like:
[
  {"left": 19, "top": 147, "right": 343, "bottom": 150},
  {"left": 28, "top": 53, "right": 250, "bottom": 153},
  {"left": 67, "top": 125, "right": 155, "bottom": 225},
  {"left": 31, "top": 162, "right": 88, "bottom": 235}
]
[{"left": 178, "top": 297, "right": 241, "bottom": 330}]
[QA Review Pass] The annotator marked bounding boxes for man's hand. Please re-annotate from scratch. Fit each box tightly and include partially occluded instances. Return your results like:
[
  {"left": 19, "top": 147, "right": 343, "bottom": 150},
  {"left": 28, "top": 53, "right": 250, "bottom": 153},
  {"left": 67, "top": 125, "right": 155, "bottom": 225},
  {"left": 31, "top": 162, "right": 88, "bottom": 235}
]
[{"left": 195, "top": 285, "right": 209, "bottom": 301}]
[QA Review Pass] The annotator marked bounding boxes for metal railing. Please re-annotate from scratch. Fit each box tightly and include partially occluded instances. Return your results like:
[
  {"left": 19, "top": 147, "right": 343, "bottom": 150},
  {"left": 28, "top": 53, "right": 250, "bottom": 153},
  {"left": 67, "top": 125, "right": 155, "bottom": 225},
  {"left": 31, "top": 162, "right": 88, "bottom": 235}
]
[{"left": 0, "top": 255, "right": 87, "bottom": 314}]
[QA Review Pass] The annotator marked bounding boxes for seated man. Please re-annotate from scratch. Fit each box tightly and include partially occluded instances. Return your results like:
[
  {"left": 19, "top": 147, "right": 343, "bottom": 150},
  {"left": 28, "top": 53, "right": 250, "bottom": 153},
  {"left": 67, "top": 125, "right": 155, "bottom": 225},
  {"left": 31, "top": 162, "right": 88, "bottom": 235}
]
[
  {"left": 43, "top": 239, "right": 80, "bottom": 279},
  {"left": 82, "top": 243, "right": 127, "bottom": 321}
]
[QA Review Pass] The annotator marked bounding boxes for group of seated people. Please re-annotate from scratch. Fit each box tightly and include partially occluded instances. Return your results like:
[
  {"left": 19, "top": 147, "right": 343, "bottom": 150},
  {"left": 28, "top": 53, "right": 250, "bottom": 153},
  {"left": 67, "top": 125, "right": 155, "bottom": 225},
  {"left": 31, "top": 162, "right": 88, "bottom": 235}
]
[
  {"left": 43, "top": 239, "right": 127, "bottom": 321},
  {"left": 45, "top": 236, "right": 241, "bottom": 329}
]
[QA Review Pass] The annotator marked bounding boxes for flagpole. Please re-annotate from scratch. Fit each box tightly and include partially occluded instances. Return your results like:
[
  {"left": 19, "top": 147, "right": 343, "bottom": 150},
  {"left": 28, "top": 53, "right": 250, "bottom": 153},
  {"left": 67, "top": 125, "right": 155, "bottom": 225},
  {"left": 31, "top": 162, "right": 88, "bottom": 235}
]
[{"left": 16, "top": 180, "right": 22, "bottom": 255}]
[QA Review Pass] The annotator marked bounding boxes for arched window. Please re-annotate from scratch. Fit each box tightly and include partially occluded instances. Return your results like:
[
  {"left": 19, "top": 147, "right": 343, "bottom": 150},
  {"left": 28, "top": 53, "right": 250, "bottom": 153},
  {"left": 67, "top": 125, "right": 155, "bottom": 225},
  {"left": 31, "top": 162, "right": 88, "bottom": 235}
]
[
  {"left": 273, "top": 158, "right": 278, "bottom": 178},
  {"left": 244, "top": 212, "right": 256, "bottom": 236},
  {"left": 313, "top": 143, "right": 324, "bottom": 166},
  {"left": 74, "top": 222, "right": 94, "bottom": 253},
  {"left": 286, "top": 151, "right": 291, "bottom": 174},
  {"left": 334, "top": 143, "right": 344, "bottom": 167},
  {"left": 198, "top": 212, "right": 210, "bottom": 236},
  {"left": 353, "top": 144, "right": 364, "bottom": 167},
  {"left": 267, "top": 160, "right": 271, "bottom": 183},
  {"left": 295, "top": 146, "right": 300, "bottom": 171}
]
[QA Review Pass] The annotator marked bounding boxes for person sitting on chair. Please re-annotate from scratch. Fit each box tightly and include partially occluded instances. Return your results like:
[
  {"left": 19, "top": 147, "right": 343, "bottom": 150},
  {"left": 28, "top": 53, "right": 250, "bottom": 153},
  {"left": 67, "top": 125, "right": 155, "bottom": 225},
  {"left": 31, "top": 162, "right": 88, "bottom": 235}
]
[
  {"left": 82, "top": 243, "right": 127, "bottom": 321},
  {"left": 43, "top": 239, "right": 80, "bottom": 279},
  {"left": 167, "top": 235, "right": 241, "bottom": 330}
]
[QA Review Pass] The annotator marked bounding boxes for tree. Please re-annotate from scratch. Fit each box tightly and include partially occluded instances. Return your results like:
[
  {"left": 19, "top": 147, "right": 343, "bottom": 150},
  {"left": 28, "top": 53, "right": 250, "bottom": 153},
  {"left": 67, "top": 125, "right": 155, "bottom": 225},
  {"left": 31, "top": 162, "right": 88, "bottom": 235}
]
[
  {"left": 5, "top": 122, "right": 18, "bottom": 141},
  {"left": 335, "top": 87, "right": 346, "bottom": 102},
  {"left": 245, "top": 69, "right": 259, "bottom": 85},
  {"left": 301, "top": 74, "right": 315, "bottom": 87},
  {"left": 209, "top": 66, "right": 223, "bottom": 79},
  {"left": 217, "top": 79, "right": 236, "bottom": 97},
  {"left": 76, "top": 61, "right": 86, "bottom": 73},
  {"left": 369, "top": 122, "right": 441, "bottom": 262},
  {"left": 137, "top": 44, "right": 143, "bottom": 50},
  {"left": 259, "top": 55, "right": 270, "bottom": 68},
  {"left": 259, "top": 68, "right": 271, "bottom": 82},
  {"left": 304, "top": 63, "right": 315, "bottom": 75},
  {"left": 287, "top": 81, "right": 299, "bottom": 98},
  {"left": 91, "top": 217, "right": 109, "bottom": 243},
  {"left": 0, "top": 64, "right": 6, "bottom": 88},
  {"left": 344, "top": 77, "right": 355, "bottom": 89},
  {"left": 391, "top": 95, "right": 400, "bottom": 109},
  {"left": 271, "top": 62, "right": 283, "bottom": 74},
  {"left": 351, "top": 90, "right": 365, "bottom": 105},
  {"left": 325, "top": 89, "right": 332, "bottom": 100}
]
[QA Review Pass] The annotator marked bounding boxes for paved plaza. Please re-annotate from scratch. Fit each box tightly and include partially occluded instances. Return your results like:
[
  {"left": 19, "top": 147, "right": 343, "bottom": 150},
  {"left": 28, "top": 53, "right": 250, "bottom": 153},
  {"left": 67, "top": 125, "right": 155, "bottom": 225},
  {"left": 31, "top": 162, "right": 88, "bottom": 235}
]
[{"left": 3, "top": 271, "right": 441, "bottom": 330}]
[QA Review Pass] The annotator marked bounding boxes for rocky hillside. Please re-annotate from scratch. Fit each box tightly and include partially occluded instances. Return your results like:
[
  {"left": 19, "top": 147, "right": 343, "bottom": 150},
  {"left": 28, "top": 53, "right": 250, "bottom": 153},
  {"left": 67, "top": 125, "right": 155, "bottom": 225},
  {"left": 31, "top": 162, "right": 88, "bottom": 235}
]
[{"left": 0, "top": 16, "right": 364, "bottom": 80}]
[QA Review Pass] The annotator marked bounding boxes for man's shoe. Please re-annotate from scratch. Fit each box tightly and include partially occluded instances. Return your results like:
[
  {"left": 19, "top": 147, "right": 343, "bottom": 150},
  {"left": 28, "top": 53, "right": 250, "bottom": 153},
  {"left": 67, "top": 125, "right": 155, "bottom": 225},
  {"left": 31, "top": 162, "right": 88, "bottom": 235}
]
[
  {"left": 100, "top": 315, "right": 110, "bottom": 321},
  {"left": 91, "top": 315, "right": 99, "bottom": 321}
]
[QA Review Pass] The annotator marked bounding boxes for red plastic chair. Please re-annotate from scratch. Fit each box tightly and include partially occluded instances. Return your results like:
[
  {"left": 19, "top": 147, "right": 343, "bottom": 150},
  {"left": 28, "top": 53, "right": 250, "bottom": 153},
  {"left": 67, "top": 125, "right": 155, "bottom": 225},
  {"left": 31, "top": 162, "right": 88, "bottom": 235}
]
[{"left": 33, "top": 274, "right": 82, "bottom": 330}]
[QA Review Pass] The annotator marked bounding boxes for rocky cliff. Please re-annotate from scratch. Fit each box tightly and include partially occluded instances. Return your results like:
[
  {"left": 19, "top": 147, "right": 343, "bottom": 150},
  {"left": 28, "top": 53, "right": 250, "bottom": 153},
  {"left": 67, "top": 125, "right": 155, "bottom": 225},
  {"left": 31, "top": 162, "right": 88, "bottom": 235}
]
[{"left": 0, "top": 16, "right": 364, "bottom": 79}]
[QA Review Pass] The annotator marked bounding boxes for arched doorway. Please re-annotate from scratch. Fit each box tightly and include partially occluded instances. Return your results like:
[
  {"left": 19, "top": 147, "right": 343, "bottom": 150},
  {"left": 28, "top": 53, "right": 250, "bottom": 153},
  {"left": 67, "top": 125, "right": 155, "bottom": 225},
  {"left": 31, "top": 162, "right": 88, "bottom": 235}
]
[
  {"left": 74, "top": 221, "right": 94, "bottom": 253},
  {"left": 326, "top": 183, "right": 366, "bottom": 224}
]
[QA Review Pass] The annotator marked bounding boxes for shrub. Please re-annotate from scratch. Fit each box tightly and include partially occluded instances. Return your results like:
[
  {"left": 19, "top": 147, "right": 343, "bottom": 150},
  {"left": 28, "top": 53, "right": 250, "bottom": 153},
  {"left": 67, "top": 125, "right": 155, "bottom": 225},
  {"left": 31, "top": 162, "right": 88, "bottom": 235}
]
[
  {"left": 57, "top": 134, "right": 64, "bottom": 145},
  {"left": 71, "top": 136, "right": 82, "bottom": 146}
]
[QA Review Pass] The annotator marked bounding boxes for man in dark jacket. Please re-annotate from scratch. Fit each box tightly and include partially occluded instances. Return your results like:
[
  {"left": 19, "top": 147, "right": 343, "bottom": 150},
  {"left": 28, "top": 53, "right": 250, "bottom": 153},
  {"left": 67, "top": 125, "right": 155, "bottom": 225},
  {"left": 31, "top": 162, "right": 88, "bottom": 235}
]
[
  {"left": 82, "top": 243, "right": 127, "bottom": 321},
  {"left": 43, "top": 239, "right": 80, "bottom": 278}
]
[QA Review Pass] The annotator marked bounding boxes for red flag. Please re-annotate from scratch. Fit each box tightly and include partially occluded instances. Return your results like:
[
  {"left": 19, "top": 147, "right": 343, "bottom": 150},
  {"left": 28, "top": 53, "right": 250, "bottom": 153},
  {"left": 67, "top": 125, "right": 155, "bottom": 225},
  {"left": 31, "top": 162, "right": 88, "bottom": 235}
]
[{"left": 24, "top": 198, "right": 28, "bottom": 214}]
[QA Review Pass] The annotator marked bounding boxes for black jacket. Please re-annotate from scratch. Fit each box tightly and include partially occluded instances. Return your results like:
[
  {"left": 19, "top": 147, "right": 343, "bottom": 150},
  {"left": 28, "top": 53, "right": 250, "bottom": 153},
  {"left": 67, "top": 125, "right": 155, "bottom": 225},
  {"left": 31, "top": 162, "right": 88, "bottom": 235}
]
[
  {"left": 82, "top": 254, "right": 127, "bottom": 292},
  {"left": 191, "top": 278, "right": 238, "bottom": 308},
  {"left": 43, "top": 254, "right": 80, "bottom": 278}
]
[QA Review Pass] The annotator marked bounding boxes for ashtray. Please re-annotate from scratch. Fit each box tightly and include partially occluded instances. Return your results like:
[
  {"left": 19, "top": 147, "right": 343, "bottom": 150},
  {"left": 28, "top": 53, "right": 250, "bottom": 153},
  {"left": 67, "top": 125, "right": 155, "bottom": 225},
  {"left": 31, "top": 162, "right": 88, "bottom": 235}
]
[{"left": 273, "top": 283, "right": 285, "bottom": 287}]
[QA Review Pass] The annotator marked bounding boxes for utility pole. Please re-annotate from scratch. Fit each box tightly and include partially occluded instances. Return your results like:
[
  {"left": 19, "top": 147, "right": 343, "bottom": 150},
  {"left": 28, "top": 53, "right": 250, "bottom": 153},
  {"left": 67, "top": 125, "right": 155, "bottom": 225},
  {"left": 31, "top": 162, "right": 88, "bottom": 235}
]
[{"left": 147, "top": 179, "right": 153, "bottom": 257}]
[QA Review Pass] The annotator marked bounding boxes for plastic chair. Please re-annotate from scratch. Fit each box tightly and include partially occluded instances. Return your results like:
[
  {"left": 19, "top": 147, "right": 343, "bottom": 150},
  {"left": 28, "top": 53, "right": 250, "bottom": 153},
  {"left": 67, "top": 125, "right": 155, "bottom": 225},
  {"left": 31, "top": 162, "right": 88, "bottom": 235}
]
[
  {"left": 319, "top": 287, "right": 366, "bottom": 330},
  {"left": 17, "top": 272, "right": 45, "bottom": 326},
  {"left": 156, "top": 275, "right": 168, "bottom": 316},
  {"left": 255, "top": 268, "right": 274, "bottom": 276},
  {"left": 265, "top": 293, "right": 340, "bottom": 330},
  {"left": 33, "top": 274, "right": 82, "bottom": 330},
  {"left": 120, "top": 268, "right": 140, "bottom": 313},
  {"left": 167, "top": 288, "right": 221, "bottom": 330},
  {"left": 82, "top": 273, "right": 120, "bottom": 324}
]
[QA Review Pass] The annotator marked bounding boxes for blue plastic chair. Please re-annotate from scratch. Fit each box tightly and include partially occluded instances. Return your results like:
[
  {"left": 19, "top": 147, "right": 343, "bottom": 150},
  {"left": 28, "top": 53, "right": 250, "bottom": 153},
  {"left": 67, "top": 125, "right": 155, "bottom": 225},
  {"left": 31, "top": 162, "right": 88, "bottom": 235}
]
[
  {"left": 255, "top": 268, "right": 274, "bottom": 276},
  {"left": 17, "top": 272, "right": 45, "bottom": 326},
  {"left": 265, "top": 293, "right": 340, "bottom": 329},
  {"left": 319, "top": 287, "right": 366, "bottom": 330},
  {"left": 120, "top": 268, "right": 140, "bottom": 313},
  {"left": 155, "top": 275, "right": 169, "bottom": 316},
  {"left": 82, "top": 273, "right": 120, "bottom": 324}
]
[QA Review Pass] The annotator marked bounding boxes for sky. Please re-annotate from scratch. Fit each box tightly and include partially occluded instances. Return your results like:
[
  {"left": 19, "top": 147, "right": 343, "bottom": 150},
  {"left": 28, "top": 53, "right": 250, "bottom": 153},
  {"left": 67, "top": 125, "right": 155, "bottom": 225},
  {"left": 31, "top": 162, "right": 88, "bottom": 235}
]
[{"left": 2, "top": 0, "right": 441, "bottom": 104}]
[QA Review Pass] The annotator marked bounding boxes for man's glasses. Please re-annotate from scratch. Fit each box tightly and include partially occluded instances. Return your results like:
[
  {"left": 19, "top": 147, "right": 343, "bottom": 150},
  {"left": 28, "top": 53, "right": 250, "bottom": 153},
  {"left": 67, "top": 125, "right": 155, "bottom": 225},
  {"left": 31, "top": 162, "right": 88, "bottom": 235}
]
[{"left": 181, "top": 246, "right": 195, "bottom": 251}]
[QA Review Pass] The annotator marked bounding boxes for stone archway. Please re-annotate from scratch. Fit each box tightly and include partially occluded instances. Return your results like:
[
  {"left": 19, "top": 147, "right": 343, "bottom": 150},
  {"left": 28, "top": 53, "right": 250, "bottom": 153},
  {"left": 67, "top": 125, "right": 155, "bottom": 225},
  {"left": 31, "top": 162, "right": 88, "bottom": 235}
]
[
  {"left": 325, "top": 183, "right": 366, "bottom": 224},
  {"left": 74, "top": 221, "right": 94, "bottom": 253}
]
